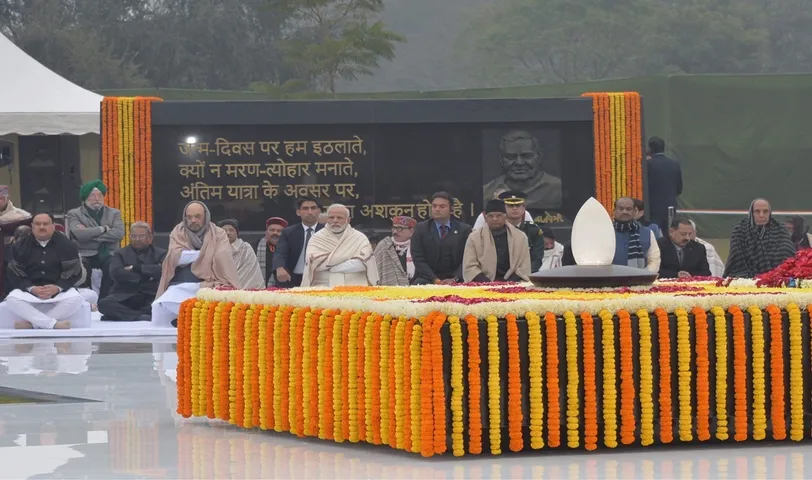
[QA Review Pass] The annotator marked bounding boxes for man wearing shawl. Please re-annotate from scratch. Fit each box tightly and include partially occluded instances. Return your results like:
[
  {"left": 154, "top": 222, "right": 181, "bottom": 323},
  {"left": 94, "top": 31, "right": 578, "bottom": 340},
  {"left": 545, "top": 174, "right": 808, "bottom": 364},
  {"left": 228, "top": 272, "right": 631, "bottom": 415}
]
[
  {"left": 257, "top": 217, "right": 288, "bottom": 286},
  {"left": 724, "top": 198, "right": 796, "bottom": 278},
  {"left": 217, "top": 218, "right": 265, "bottom": 290},
  {"left": 375, "top": 215, "right": 417, "bottom": 286},
  {"left": 152, "top": 201, "right": 239, "bottom": 326},
  {"left": 301, "top": 204, "right": 378, "bottom": 287},
  {"left": 463, "top": 200, "right": 531, "bottom": 282},
  {"left": 5, "top": 213, "right": 83, "bottom": 329},
  {"left": 540, "top": 227, "right": 564, "bottom": 271},
  {"left": 612, "top": 197, "right": 661, "bottom": 273},
  {"left": 65, "top": 180, "right": 125, "bottom": 299},
  {"left": 0, "top": 185, "right": 32, "bottom": 299}
]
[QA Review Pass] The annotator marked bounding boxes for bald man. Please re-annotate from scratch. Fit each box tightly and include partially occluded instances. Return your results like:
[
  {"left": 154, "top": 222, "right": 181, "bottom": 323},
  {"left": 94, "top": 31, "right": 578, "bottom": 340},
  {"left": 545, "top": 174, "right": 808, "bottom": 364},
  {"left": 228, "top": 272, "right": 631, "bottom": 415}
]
[{"left": 151, "top": 201, "right": 238, "bottom": 326}]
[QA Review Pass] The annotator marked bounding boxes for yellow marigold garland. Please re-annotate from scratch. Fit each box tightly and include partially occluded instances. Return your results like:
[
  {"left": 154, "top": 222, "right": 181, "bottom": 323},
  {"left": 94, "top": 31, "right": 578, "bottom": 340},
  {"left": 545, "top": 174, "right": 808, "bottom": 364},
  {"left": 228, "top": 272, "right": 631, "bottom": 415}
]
[
  {"left": 711, "top": 307, "right": 729, "bottom": 441},
  {"left": 564, "top": 311, "right": 580, "bottom": 448},
  {"left": 273, "top": 308, "right": 284, "bottom": 432},
  {"left": 213, "top": 302, "right": 223, "bottom": 420},
  {"left": 676, "top": 307, "right": 692, "bottom": 442},
  {"left": 636, "top": 309, "right": 655, "bottom": 446},
  {"left": 364, "top": 313, "right": 375, "bottom": 443},
  {"left": 789, "top": 304, "right": 803, "bottom": 441},
  {"left": 599, "top": 309, "right": 618, "bottom": 448},
  {"left": 486, "top": 315, "right": 501, "bottom": 455},
  {"left": 379, "top": 315, "right": 392, "bottom": 446},
  {"left": 257, "top": 306, "right": 267, "bottom": 429},
  {"left": 748, "top": 306, "right": 767, "bottom": 440},
  {"left": 302, "top": 311, "right": 314, "bottom": 436},
  {"left": 449, "top": 316, "right": 464, "bottom": 456},
  {"left": 190, "top": 301, "right": 202, "bottom": 417},
  {"left": 410, "top": 323, "right": 423, "bottom": 454},
  {"left": 526, "top": 311, "right": 544, "bottom": 449},
  {"left": 228, "top": 303, "right": 239, "bottom": 423},
  {"left": 333, "top": 313, "right": 345, "bottom": 442},
  {"left": 242, "top": 306, "right": 255, "bottom": 428}
]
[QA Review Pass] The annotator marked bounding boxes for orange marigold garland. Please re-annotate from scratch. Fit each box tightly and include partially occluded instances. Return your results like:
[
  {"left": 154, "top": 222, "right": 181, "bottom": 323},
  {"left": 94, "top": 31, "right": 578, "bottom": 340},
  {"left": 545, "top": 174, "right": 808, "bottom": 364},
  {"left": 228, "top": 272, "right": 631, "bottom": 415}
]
[
  {"left": 580, "top": 312, "right": 598, "bottom": 451},
  {"left": 432, "top": 313, "right": 447, "bottom": 455},
  {"left": 506, "top": 313, "right": 523, "bottom": 452},
  {"left": 420, "top": 314, "right": 435, "bottom": 457},
  {"left": 465, "top": 314, "right": 483, "bottom": 454},
  {"left": 618, "top": 309, "right": 636, "bottom": 445},
  {"left": 730, "top": 306, "right": 748, "bottom": 441},
  {"left": 766, "top": 305, "right": 787, "bottom": 441},
  {"left": 402, "top": 319, "right": 415, "bottom": 450},
  {"left": 654, "top": 308, "right": 673, "bottom": 443},
  {"left": 693, "top": 307, "right": 710, "bottom": 441}
]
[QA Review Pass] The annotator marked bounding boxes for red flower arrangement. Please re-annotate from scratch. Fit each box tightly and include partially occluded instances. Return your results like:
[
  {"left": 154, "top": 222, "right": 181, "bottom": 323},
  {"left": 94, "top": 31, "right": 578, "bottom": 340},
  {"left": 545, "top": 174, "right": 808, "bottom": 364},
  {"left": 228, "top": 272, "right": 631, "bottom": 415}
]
[{"left": 756, "top": 249, "right": 812, "bottom": 287}]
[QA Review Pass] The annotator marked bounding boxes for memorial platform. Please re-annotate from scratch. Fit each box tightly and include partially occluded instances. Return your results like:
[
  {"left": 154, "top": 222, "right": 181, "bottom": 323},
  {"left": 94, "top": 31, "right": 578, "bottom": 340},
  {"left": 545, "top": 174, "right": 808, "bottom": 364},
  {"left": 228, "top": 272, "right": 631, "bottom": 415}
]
[{"left": 176, "top": 280, "right": 812, "bottom": 457}]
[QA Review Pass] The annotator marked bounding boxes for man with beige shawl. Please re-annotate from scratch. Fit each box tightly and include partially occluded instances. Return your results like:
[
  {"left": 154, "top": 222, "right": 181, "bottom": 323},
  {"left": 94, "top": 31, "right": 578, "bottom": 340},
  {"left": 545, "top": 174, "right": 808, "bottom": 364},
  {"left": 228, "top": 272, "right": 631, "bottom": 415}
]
[
  {"left": 217, "top": 219, "right": 265, "bottom": 290},
  {"left": 152, "top": 201, "right": 239, "bottom": 326},
  {"left": 463, "top": 200, "right": 531, "bottom": 283},
  {"left": 301, "top": 204, "right": 378, "bottom": 288}
]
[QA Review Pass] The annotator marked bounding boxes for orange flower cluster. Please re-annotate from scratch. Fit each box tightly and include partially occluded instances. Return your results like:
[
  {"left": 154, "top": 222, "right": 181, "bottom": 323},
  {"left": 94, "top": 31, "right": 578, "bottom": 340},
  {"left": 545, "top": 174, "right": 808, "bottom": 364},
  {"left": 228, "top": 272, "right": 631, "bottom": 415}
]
[
  {"left": 581, "top": 92, "right": 643, "bottom": 211},
  {"left": 177, "top": 298, "right": 812, "bottom": 456},
  {"left": 101, "top": 97, "right": 161, "bottom": 245}
]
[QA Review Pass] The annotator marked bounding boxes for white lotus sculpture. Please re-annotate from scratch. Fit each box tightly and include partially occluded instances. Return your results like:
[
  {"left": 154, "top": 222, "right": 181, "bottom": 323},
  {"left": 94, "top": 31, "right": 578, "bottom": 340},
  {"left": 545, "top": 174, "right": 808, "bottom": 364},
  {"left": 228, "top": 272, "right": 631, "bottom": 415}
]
[{"left": 570, "top": 197, "right": 616, "bottom": 266}]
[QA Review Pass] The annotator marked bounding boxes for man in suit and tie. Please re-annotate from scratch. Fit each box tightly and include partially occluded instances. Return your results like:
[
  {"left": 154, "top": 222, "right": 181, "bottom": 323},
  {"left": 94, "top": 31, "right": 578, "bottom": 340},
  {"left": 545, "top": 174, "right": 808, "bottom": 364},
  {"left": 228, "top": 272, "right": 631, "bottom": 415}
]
[
  {"left": 272, "top": 197, "right": 323, "bottom": 288},
  {"left": 657, "top": 216, "right": 711, "bottom": 279},
  {"left": 410, "top": 191, "right": 473, "bottom": 285},
  {"left": 647, "top": 137, "right": 683, "bottom": 231}
]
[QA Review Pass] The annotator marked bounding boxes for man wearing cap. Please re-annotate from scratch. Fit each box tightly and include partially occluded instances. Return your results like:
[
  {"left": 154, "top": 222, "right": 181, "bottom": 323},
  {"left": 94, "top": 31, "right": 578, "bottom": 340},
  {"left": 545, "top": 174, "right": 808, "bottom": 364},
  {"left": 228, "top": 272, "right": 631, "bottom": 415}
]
[
  {"left": 0, "top": 185, "right": 32, "bottom": 300},
  {"left": 499, "top": 191, "right": 545, "bottom": 272},
  {"left": 257, "top": 217, "right": 288, "bottom": 287},
  {"left": 152, "top": 201, "right": 239, "bottom": 326},
  {"left": 65, "top": 180, "right": 125, "bottom": 299},
  {"left": 217, "top": 218, "right": 265, "bottom": 290},
  {"left": 472, "top": 189, "right": 533, "bottom": 231},
  {"left": 374, "top": 215, "right": 417, "bottom": 286},
  {"left": 540, "top": 228, "right": 565, "bottom": 271},
  {"left": 463, "top": 199, "right": 531, "bottom": 283},
  {"left": 98, "top": 222, "right": 167, "bottom": 321}
]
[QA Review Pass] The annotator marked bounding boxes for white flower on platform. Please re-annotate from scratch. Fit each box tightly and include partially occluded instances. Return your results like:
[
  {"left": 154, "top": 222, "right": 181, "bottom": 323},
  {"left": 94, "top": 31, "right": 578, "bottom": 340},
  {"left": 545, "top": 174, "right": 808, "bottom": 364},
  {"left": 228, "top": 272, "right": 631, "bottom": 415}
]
[{"left": 570, "top": 197, "right": 616, "bottom": 266}]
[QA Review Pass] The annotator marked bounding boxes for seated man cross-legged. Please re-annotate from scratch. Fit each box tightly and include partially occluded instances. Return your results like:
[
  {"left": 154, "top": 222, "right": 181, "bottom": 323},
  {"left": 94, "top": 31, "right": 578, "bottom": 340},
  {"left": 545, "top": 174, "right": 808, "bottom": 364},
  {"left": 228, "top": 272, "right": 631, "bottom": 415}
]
[
  {"left": 152, "top": 201, "right": 238, "bottom": 327},
  {"left": 99, "top": 222, "right": 167, "bottom": 321},
  {"left": 5, "top": 213, "right": 84, "bottom": 329}
]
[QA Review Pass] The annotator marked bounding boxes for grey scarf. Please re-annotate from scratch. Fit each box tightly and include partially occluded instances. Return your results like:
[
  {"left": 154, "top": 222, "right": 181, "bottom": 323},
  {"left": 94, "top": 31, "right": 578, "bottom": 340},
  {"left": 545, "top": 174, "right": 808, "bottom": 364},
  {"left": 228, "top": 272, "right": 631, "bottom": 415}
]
[{"left": 183, "top": 201, "right": 211, "bottom": 250}]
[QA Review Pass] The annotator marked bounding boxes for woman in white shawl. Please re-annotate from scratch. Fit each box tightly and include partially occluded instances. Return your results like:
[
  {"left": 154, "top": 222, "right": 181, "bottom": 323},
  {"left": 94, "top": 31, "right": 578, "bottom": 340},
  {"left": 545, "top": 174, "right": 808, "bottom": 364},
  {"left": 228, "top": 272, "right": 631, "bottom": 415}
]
[{"left": 217, "top": 219, "right": 265, "bottom": 290}]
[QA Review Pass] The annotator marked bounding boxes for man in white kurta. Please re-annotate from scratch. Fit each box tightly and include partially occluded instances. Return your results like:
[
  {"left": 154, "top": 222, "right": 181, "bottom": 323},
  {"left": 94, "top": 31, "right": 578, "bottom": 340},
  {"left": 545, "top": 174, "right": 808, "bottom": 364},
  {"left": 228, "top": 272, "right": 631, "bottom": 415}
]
[
  {"left": 152, "top": 201, "right": 239, "bottom": 326},
  {"left": 301, "top": 204, "right": 378, "bottom": 288}
]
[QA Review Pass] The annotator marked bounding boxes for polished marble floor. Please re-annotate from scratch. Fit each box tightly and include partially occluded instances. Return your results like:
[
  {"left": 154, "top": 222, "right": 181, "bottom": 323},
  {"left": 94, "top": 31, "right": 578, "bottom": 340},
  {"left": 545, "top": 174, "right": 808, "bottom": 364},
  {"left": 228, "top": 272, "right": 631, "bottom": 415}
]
[{"left": 1, "top": 339, "right": 812, "bottom": 479}]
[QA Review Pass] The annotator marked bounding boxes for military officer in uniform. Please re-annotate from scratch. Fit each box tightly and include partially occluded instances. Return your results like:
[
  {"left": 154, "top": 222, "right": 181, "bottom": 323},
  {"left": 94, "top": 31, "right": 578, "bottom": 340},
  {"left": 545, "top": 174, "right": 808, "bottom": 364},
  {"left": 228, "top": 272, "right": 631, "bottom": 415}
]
[{"left": 498, "top": 191, "right": 545, "bottom": 272}]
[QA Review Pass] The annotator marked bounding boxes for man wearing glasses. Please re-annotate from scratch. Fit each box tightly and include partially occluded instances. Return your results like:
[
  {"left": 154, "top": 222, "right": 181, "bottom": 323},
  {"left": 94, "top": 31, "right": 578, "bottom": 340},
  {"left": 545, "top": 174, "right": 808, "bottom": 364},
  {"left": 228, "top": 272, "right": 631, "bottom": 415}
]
[
  {"left": 98, "top": 221, "right": 167, "bottom": 322},
  {"left": 374, "top": 216, "right": 417, "bottom": 286}
]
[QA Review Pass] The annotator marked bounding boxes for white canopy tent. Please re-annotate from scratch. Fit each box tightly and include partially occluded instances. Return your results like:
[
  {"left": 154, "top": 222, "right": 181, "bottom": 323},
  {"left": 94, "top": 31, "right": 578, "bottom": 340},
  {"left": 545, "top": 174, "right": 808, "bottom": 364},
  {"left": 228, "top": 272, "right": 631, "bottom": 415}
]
[{"left": 0, "top": 34, "right": 102, "bottom": 135}]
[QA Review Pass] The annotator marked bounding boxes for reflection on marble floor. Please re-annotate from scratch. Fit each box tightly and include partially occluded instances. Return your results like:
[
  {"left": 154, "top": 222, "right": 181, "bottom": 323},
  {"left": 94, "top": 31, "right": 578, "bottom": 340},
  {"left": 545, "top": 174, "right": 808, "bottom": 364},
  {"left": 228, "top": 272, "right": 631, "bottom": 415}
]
[{"left": 0, "top": 339, "right": 811, "bottom": 479}]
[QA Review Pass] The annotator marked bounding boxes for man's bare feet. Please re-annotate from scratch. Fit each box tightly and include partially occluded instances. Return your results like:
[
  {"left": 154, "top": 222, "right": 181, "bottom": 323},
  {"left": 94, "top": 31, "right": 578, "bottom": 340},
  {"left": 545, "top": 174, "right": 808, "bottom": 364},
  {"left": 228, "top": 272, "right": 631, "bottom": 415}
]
[
  {"left": 90, "top": 304, "right": 98, "bottom": 312},
  {"left": 14, "top": 320, "right": 33, "bottom": 329},
  {"left": 54, "top": 320, "right": 71, "bottom": 329}
]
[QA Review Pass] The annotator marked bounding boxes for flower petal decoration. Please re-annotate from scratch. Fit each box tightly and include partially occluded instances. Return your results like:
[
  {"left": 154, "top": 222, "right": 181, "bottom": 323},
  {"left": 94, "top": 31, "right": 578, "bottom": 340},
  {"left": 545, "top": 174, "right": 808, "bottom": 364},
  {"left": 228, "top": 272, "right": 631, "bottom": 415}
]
[{"left": 571, "top": 197, "right": 616, "bottom": 266}]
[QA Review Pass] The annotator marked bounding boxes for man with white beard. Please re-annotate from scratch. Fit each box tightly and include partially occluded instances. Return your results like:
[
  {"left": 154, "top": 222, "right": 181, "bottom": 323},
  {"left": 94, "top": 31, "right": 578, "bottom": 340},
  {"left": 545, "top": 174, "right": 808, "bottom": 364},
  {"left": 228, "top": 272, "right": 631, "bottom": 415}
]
[{"left": 300, "top": 204, "right": 378, "bottom": 287}]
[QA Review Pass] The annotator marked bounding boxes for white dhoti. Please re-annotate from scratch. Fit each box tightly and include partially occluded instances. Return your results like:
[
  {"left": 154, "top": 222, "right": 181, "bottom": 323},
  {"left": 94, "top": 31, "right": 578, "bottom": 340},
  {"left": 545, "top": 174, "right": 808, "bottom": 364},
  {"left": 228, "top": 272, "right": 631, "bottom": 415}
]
[
  {"left": 151, "top": 282, "right": 200, "bottom": 327},
  {"left": 5, "top": 288, "right": 84, "bottom": 329},
  {"left": 311, "top": 270, "right": 370, "bottom": 287}
]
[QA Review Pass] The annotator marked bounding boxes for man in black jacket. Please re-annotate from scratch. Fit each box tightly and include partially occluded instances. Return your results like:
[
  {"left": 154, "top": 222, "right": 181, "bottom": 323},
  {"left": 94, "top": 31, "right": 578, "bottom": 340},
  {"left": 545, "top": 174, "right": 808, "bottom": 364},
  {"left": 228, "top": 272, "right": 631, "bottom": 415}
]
[
  {"left": 5, "top": 213, "right": 83, "bottom": 329},
  {"left": 98, "top": 222, "right": 167, "bottom": 321},
  {"left": 647, "top": 137, "right": 683, "bottom": 231},
  {"left": 657, "top": 216, "right": 711, "bottom": 279},
  {"left": 272, "top": 197, "right": 323, "bottom": 288},
  {"left": 411, "top": 192, "right": 473, "bottom": 284}
]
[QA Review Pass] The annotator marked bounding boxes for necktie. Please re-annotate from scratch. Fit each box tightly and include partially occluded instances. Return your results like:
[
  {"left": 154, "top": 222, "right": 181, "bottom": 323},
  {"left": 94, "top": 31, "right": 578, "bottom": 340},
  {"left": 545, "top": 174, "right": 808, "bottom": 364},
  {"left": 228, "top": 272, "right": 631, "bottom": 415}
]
[
  {"left": 677, "top": 248, "right": 684, "bottom": 266},
  {"left": 440, "top": 225, "right": 448, "bottom": 240},
  {"left": 305, "top": 228, "right": 313, "bottom": 250}
]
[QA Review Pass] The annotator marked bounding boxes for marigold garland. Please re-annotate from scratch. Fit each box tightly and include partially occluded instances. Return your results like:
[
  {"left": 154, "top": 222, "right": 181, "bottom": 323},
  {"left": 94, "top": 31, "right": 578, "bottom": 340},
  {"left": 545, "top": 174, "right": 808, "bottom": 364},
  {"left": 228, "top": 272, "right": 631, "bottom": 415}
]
[
  {"left": 675, "top": 307, "right": 693, "bottom": 442},
  {"left": 388, "top": 318, "right": 398, "bottom": 449},
  {"left": 693, "top": 307, "right": 710, "bottom": 441},
  {"left": 486, "top": 315, "right": 501, "bottom": 454},
  {"left": 410, "top": 322, "right": 423, "bottom": 454},
  {"left": 748, "top": 306, "right": 767, "bottom": 441},
  {"left": 401, "top": 318, "right": 414, "bottom": 449},
  {"left": 506, "top": 313, "right": 524, "bottom": 451},
  {"left": 599, "top": 309, "right": 618, "bottom": 448},
  {"left": 101, "top": 97, "right": 161, "bottom": 241},
  {"left": 730, "top": 305, "right": 748, "bottom": 441},
  {"left": 618, "top": 309, "right": 635, "bottom": 445},
  {"left": 766, "top": 305, "right": 787, "bottom": 441},
  {"left": 636, "top": 309, "right": 654, "bottom": 446},
  {"left": 465, "top": 315, "right": 483, "bottom": 454},
  {"left": 545, "top": 312, "right": 561, "bottom": 448},
  {"left": 580, "top": 312, "right": 598, "bottom": 450},
  {"left": 564, "top": 311, "right": 579, "bottom": 448},
  {"left": 526, "top": 311, "right": 544, "bottom": 449},
  {"left": 449, "top": 316, "right": 464, "bottom": 456},
  {"left": 789, "top": 304, "right": 803, "bottom": 441},
  {"left": 710, "top": 307, "right": 729, "bottom": 441},
  {"left": 432, "top": 313, "right": 447, "bottom": 455},
  {"left": 654, "top": 308, "right": 673, "bottom": 443}
]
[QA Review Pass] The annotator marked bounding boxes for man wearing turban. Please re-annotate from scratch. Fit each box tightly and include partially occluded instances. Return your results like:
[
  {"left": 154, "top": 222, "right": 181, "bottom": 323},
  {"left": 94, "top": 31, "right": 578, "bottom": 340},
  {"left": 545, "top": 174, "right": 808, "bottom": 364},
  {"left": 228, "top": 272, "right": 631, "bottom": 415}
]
[{"left": 65, "top": 180, "right": 125, "bottom": 299}]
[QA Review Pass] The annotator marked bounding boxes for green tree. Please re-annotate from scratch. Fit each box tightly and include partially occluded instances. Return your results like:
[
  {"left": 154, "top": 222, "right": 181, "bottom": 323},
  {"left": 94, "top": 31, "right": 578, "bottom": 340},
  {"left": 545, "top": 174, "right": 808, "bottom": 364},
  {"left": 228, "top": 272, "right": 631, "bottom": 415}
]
[{"left": 282, "top": 0, "right": 404, "bottom": 95}]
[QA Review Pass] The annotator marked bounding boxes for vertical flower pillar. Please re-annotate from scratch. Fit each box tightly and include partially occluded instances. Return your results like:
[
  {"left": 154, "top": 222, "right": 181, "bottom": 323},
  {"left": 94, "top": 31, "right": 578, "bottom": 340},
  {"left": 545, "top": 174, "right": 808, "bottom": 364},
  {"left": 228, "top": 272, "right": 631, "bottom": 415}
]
[
  {"left": 101, "top": 96, "right": 162, "bottom": 246},
  {"left": 581, "top": 92, "right": 643, "bottom": 212}
]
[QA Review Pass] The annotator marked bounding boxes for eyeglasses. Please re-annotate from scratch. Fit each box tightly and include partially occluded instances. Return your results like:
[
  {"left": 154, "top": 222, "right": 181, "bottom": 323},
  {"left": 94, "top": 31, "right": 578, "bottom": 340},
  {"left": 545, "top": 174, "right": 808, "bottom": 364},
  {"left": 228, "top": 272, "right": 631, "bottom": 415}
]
[
  {"left": 130, "top": 234, "right": 149, "bottom": 240},
  {"left": 391, "top": 226, "right": 411, "bottom": 232}
]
